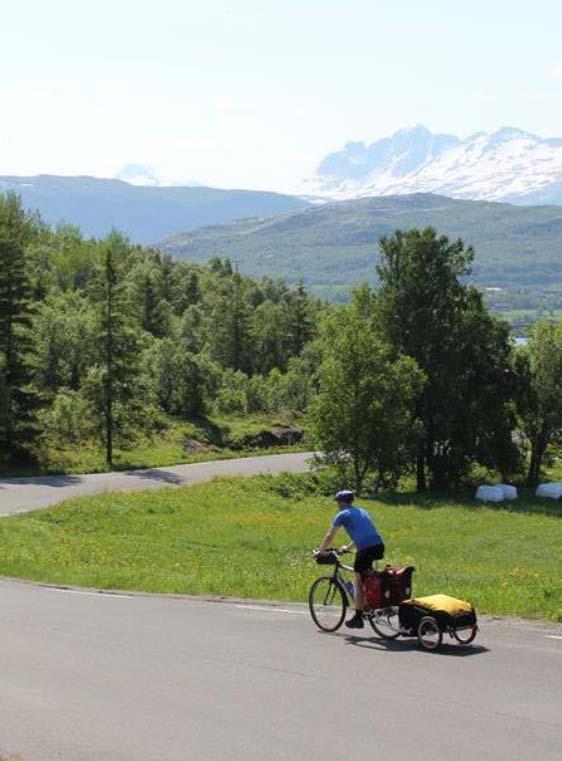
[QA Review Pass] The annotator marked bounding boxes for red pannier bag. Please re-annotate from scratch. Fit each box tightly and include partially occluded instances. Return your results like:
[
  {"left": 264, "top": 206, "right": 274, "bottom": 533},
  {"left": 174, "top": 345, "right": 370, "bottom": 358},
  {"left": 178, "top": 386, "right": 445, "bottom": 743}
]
[
  {"left": 381, "top": 566, "right": 415, "bottom": 605},
  {"left": 363, "top": 572, "right": 383, "bottom": 608}
]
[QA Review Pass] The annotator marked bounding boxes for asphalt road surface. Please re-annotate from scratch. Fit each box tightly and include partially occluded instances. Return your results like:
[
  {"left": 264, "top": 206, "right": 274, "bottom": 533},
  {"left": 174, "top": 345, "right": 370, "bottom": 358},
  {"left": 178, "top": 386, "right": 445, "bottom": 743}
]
[
  {"left": 0, "top": 452, "right": 314, "bottom": 516},
  {"left": 0, "top": 579, "right": 561, "bottom": 761},
  {"left": 1, "top": 455, "right": 561, "bottom": 760}
]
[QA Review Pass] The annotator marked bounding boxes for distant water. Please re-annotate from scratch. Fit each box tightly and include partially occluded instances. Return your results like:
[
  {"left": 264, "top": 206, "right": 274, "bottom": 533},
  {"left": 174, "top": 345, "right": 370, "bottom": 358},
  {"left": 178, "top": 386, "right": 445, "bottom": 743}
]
[{"left": 514, "top": 337, "right": 528, "bottom": 346}]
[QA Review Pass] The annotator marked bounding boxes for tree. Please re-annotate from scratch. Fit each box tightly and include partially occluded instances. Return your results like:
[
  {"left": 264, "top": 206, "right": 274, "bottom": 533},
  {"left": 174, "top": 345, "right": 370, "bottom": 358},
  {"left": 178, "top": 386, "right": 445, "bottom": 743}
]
[
  {"left": 310, "top": 287, "right": 424, "bottom": 492},
  {"left": 144, "top": 339, "right": 219, "bottom": 419},
  {"left": 251, "top": 301, "right": 290, "bottom": 373},
  {"left": 158, "top": 252, "right": 175, "bottom": 303},
  {"left": 136, "top": 269, "right": 170, "bottom": 337},
  {"left": 172, "top": 264, "right": 201, "bottom": 315},
  {"left": 88, "top": 233, "right": 141, "bottom": 465},
  {"left": 33, "top": 293, "right": 94, "bottom": 393},
  {"left": 515, "top": 321, "right": 562, "bottom": 486},
  {"left": 0, "top": 193, "right": 41, "bottom": 460},
  {"left": 287, "top": 281, "right": 315, "bottom": 356},
  {"left": 377, "top": 227, "right": 517, "bottom": 491},
  {"left": 209, "top": 272, "right": 253, "bottom": 373}
]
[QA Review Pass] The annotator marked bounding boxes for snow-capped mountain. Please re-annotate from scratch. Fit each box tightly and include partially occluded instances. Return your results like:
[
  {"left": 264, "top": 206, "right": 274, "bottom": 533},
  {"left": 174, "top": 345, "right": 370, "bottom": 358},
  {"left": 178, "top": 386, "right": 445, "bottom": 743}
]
[
  {"left": 304, "top": 126, "right": 562, "bottom": 204},
  {"left": 114, "top": 164, "right": 201, "bottom": 188},
  {"left": 115, "top": 164, "right": 163, "bottom": 186}
]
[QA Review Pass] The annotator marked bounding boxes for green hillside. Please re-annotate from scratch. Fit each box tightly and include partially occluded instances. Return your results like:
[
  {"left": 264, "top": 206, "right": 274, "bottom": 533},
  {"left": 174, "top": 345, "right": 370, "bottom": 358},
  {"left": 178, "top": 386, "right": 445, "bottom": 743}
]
[{"left": 161, "top": 193, "right": 562, "bottom": 300}]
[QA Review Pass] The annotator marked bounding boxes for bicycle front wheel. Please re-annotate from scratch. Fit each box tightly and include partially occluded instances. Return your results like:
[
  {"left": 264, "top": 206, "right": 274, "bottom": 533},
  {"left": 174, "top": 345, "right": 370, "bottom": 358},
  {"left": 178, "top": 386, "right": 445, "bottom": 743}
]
[
  {"left": 308, "top": 577, "right": 347, "bottom": 632},
  {"left": 369, "top": 606, "right": 401, "bottom": 639}
]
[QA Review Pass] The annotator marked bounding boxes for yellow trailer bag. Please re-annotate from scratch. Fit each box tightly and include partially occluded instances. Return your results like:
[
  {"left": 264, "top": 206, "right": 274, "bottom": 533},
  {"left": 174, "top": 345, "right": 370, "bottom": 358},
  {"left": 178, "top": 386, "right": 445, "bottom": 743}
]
[
  {"left": 399, "top": 594, "right": 477, "bottom": 633},
  {"left": 407, "top": 595, "right": 473, "bottom": 616}
]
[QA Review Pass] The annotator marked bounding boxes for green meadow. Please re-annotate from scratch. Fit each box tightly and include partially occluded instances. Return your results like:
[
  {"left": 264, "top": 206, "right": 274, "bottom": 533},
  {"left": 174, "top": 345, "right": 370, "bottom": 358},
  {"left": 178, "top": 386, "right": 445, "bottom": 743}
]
[{"left": 1, "top": 475, "right": 561, "bottom": 621}]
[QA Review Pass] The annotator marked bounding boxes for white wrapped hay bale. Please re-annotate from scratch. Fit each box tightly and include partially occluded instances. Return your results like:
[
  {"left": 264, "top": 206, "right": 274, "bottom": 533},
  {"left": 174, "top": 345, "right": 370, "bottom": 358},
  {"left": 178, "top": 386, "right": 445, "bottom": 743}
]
[
  {"left": 535, "top": 482, "right": 562, "bottom": 499},
  {"left": 475, "top": 485, "right": 504, "bottom": 502},
  {"left": 496, "top": 483, "right": 518, "bottom": 500}
]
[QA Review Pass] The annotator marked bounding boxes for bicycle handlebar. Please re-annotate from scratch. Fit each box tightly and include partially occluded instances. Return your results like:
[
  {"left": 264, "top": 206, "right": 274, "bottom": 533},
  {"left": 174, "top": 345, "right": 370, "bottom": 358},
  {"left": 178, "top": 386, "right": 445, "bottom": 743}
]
[
  {"left": 314, "top": 547, "right": 336, "bottom": 555},
  {"left": 312, "top": 547, "right": 350, "bottom": 558}
]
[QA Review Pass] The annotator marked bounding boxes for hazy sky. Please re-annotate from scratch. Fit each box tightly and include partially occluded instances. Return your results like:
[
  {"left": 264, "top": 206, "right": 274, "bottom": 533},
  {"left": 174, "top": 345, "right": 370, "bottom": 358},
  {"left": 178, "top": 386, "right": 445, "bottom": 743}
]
[{"left": 1, "top": 0, "right": 561, "bottom": 191}]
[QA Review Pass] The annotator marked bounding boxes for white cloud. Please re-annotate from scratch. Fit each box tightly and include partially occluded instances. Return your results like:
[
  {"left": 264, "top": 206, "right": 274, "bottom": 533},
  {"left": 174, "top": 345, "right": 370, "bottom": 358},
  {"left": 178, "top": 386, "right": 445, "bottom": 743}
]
[{"left": 550, "top": 64, "right": 562, "bottom": 79}]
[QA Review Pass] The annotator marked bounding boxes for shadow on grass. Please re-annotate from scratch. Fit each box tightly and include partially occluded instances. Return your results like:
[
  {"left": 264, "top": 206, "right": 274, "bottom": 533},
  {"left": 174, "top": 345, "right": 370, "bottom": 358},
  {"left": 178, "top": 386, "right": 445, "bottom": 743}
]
[
  {"left": 371, "top": 489, "right": 562, "bottom": 518},
  {"left": 192, "top": 416, "right": 230, "bottom": 448}
]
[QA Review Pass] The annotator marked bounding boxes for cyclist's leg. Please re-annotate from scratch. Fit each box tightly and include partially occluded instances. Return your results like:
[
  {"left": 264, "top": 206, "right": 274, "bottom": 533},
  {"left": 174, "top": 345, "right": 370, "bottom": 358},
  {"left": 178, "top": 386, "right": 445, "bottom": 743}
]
[
  {"left": 353, "top": 571, "right": 365, "bottom": 612},
  {"left": 346, "top": 549, "right": 371, "bottom": 627}
]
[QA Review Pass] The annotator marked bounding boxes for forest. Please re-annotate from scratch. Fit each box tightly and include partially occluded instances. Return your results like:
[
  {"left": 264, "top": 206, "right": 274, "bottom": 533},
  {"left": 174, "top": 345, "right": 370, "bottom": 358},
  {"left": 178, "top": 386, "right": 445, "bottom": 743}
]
[{"left": 1, "top": 191, "right": 562, "bottom": 491}]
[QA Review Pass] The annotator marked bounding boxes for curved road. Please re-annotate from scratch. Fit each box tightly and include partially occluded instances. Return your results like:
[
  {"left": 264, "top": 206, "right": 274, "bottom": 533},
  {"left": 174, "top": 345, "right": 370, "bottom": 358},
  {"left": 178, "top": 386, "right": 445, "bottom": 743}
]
[
  {"left": 0, "top": 452, "right": 314, "bottom": 516},
  {"left": 1, "top": 453, "right": 562, "bottom": 760}
]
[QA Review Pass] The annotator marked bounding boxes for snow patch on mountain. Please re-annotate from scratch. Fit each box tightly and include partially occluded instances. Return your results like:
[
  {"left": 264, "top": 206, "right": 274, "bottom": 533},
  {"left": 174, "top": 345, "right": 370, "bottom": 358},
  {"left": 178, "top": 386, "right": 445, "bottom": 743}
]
[
  {"left": 305, "top": 126, "right": 562, "bottom": 204},
  {"left": 115, "top": 164, "right": 201, "bottom": 188}
]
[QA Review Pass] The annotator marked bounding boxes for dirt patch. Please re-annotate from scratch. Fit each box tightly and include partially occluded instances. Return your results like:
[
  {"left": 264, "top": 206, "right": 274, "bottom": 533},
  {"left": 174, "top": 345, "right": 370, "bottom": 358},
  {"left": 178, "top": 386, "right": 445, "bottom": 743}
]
[
  {"left": 231, "top": 425, "right": 304, "bottom": 450},
  {"left": 183, "top": 439, "right": 213, "bottom": 455}
]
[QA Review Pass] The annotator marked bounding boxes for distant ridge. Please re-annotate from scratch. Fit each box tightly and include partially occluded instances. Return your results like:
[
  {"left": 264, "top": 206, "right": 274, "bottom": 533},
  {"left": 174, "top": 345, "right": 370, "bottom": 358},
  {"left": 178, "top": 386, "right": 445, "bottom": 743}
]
[
  {"left": 0, "top": 174, "right": 308, "bottom": 244},
  {"left": 161, "top": 192, "right": 562, "bottom": 296},
  {"left": 304, "top": 125, "right": 562, "bottom": 205}
]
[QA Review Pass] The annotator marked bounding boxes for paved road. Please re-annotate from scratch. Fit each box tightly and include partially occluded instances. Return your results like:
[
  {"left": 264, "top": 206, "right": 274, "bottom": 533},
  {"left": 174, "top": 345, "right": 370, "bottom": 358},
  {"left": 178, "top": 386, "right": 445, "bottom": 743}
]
[
  {"left": 0, "top": 452, "right": 314, "bottom": 515},
  {"left": 1, "top": 455, "right": 561, "bottom": 760},
  {"left": 0, "top": 579, "right": 561, "bottom": 761}
]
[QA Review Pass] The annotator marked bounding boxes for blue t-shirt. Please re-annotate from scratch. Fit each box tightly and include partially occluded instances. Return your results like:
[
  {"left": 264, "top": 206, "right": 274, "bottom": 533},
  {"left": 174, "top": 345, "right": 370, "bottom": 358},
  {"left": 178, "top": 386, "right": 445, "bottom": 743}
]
[{"left": 333, "top": 506, "right": 383, "bottom": 550}]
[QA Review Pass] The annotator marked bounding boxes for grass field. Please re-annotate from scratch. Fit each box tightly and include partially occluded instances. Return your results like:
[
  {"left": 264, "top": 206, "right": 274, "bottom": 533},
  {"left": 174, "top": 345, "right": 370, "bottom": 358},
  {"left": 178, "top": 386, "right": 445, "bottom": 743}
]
[
  {"left": 1, "top": 475, "right": 561, "bottom": 621},
  {"left": 0, "top": 415, "right": 306, "bottom": 477}
]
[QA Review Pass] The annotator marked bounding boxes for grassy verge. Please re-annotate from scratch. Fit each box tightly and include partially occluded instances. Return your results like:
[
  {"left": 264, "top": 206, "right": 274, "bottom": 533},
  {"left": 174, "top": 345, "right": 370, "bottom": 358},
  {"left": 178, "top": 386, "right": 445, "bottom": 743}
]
[
  {"left": 0, "top": 415, "right": 306, "bottom": 477},
  {"left": 0, "top": 474, "right": 561, "bottom": 621}
]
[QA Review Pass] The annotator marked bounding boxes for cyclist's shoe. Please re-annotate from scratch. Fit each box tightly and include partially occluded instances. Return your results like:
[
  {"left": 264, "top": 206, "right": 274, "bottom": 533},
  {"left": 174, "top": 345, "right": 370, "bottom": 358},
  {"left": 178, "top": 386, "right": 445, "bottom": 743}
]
[{"left": 345, "top": 612, "right": 364, "bottom": 629}]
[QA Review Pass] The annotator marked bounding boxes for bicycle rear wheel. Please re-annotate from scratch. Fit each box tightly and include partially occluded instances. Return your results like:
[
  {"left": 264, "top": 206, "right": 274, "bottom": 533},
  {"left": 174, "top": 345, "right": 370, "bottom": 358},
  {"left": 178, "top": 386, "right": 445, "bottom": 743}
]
[
  {"left": 308, "top": 577, "right": 347, "bottom": 632},
  {"left": 369, "top": 606, "right": 401, "bottom": 639}
]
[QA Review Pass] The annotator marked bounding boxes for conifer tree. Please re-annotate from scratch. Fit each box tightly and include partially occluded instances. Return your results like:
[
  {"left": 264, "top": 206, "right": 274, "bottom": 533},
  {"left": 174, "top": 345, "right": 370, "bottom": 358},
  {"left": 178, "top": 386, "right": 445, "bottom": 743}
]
[
  {"left": 287, "top": 281, "right": 314, "bottom": 356},
  {"left": 88, "top": 233, "right": 141, "bottom": 465},
  {"left": 138, "top": 270, "right": 170, "bottom": 337},
  {"left": 0, "top": 193, "right": 40, "bottom": 460},
  {"left": 210, "top": 272, "right": 253, "bottom": 373}
]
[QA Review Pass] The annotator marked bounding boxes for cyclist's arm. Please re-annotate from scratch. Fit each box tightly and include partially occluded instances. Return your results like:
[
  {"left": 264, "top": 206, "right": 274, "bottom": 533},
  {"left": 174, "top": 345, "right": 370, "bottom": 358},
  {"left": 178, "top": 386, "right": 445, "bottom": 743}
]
[
  {"left": 320, "top": 526, "right": 339, "bottom": 551},
  {"left": 341, "top": 541, "right": 356, "bottom": 553}
]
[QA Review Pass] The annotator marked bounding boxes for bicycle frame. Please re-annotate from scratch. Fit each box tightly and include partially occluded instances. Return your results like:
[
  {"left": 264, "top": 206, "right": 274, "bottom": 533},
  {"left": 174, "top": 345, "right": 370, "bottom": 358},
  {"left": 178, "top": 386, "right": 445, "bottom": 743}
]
[
  {"left": 327, "top": 559, "right": 355, "bottom": 604},
  {"left": 315, "top": 550, "right": 387, "bottom": 610}
]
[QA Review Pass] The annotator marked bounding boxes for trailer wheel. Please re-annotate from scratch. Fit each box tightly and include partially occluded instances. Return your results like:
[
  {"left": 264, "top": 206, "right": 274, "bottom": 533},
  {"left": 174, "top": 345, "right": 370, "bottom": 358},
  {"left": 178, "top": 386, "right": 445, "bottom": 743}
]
[{"left": 417, "top": 616, "right": 442, "bottom": 651}]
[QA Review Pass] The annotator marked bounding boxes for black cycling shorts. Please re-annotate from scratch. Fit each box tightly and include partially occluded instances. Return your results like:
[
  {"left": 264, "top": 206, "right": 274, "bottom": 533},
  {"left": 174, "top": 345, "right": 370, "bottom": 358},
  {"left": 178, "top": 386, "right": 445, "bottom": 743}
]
[{"left": 354, "top": 543, "right": 385, "bottom": 573}]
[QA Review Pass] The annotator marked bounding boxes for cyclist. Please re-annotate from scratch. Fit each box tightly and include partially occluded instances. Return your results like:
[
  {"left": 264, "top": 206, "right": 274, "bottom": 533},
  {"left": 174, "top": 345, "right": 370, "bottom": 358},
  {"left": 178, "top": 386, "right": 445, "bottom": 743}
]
[{"left": 319, "top": 489, "right": 385, "bottom": 629}]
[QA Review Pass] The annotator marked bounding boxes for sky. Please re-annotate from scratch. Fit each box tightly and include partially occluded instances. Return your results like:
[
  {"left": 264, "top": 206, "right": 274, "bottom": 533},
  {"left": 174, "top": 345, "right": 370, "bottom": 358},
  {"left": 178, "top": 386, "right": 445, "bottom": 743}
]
[{"left": 1, "top": 0, "right": 561, "bottom": 192}]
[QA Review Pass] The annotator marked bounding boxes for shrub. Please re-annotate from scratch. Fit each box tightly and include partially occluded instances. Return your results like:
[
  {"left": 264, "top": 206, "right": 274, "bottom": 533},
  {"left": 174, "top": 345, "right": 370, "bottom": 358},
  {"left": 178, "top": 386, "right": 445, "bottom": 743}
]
[{"left": 39, "top": 389, "right": 92, "bottom": 444}]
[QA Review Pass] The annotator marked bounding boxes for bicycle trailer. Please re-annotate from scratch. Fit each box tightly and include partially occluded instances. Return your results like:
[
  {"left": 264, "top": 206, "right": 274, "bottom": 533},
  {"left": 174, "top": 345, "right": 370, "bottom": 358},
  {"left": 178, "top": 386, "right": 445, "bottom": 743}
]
[{"left": 399, "top": 594, "right": 478, "bottom": 650}]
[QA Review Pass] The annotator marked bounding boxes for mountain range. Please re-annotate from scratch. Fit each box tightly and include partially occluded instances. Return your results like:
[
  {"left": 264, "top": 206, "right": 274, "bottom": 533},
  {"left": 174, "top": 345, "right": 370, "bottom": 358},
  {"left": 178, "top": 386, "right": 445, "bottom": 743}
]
[
  {"left": 0, "top": 175, "right": 307, "bottom": 243},
  {"left": 161, "top": 193, "right": 562, "bottom": 298},
  {"left": 304, "top": 125, "right": 562, "bottom": 205}
]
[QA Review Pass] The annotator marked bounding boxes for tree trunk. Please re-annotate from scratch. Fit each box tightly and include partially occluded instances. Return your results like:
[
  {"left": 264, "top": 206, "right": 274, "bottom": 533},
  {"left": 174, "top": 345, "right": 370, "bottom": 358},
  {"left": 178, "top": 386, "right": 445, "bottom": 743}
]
[
  {"left": 4, "top": 309, "right": 14, "bottom": 457},
  {"left": 526, "top": 444, "right": 539, "bottom": 487},
  {"left": 106, "top": 397, "right": 113, "bottom": 466},
  {"left": 105, "top": 256, "right": 114, "bottom": 467},
  {"left": 416, "top": 445, "right": 427, "bottom": 493},
  {"left": 353, "top": 454, "right": 364, "bottom": 494},
  {"left": 526, "top": 423, "right": 549, "bottom": 487}
]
